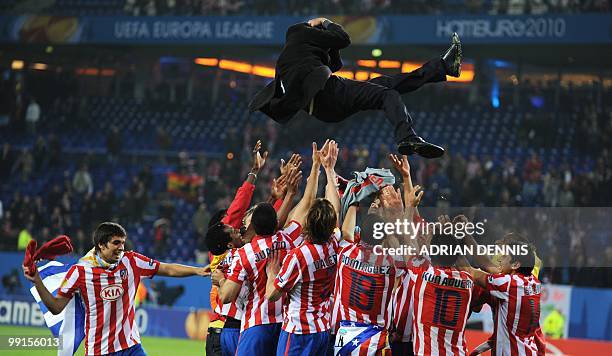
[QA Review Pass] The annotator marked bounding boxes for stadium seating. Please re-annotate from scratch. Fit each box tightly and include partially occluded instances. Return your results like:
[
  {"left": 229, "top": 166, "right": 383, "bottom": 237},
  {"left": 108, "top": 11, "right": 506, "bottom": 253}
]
[{"left": 0, "top": 91, "right": 602, "bottom": 262}]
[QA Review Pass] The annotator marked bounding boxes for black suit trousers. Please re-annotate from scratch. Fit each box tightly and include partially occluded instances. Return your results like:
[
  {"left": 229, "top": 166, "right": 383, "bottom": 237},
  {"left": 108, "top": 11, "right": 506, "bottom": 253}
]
[{"left": 312, "top": 58, "right": 447, "bottom": 143}]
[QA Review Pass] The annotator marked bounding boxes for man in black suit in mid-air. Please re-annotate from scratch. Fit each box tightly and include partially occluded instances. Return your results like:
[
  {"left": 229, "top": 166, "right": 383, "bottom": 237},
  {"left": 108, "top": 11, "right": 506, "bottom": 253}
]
[{"left": 249, "top": 17, "right": 463, "bottom": 159}]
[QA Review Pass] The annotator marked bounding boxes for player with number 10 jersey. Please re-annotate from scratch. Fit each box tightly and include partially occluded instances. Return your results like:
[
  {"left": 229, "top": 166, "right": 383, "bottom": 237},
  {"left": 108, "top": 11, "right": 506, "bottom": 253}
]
[
  {"left": 409, "top": 260, "right": 474, "bottom": 355},
  {"left": 409, "top": 232, "right": 475, "bottom": 356}
]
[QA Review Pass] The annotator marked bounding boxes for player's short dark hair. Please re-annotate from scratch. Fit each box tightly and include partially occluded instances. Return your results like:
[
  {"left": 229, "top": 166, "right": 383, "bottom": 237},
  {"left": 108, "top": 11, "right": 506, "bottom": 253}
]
[
  {"left": 93, "top": 222, "right": 126, "bottom": 251},
  {"left": 496, "top": 232, "right": 531, "bottom": 246},
  {"left": 507, "top": 241, "right": 535, "bottom": 276},
  {"left": 252, "top": 203, "right": 278, "bottom": 236},
  {"left": 205, "top": 223, "right": 231, "bottom": 256},
  {"left": 359, "top": 213, "right": 385, "bottom": 246},
  {"left": 429, "top": 232, "right": 464, "bottom": 267},
  {"left": 305, "top": 199, "right": 337, "bottom": 244},
  {"left": 497, "top": 233, "right": 537, "bottom": 275}
]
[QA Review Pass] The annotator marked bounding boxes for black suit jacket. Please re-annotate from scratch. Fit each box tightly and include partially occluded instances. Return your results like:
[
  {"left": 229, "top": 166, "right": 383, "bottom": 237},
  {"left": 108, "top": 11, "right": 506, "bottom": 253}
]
[{"left": 249, "top": 21, "right": 351, "bottom": 124}]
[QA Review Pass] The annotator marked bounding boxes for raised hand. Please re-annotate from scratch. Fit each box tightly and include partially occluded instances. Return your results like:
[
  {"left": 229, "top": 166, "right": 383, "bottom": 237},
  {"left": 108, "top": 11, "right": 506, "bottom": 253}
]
[
  {"left": 437, "top": 214, "right": 451, "bottom": 225},
  {"left": 307, "top": 17, "right": 329, "bottom": 27},
  {"left": 388, "top": 154, "right": 411, "bottom": 179},
  {"left": 251, "top": 140, "right": 269, "bottom": 173},
  {"left": 280, "top": 154, "right": 302, "bottom": 177},
  {"left": 22, "top": 265, "right": 38, "bottom": 282},
  {"left": 211, "top": 268, "right": 224, "bottom": 286},
  {"left": 202, "top": 264, "right": 211, "bottom": 274},
  {"left": 380, "top": 186, "right": 404, "bottom": 218},
  {"left": 196, "top": 266, "right": 211, "bottom": 277},
  {"left": 368, "top": 198, "right": 382, "bottom": 216},
  {"left": 408, "top": 185, "right": 424, "bottom": 208},
  {"left": 266, "top": 248, "right": 281, "bottom": 279},
  {"left": 320, "top": 140, "right": 339, "bottom": 171},
  {"left": 312, "top": 140, "right": 329, "bottom": 167},
  {"left": 271, "top": 174, "right": 288, "bottom": 200},
  {"left": 285, "top": 167, "right": 303, "bottom": 196}
]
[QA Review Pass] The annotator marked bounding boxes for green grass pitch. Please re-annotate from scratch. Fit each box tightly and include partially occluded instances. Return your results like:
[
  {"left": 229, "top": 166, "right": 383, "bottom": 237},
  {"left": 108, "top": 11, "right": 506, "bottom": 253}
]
[{"left": 0, "top": 325, "right": 205, "bottom": 355}]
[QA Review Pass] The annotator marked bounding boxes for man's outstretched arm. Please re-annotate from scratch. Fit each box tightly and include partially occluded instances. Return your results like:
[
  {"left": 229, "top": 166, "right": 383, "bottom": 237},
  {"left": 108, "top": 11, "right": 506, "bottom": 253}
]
[{"left": 157, "top": 263, "right": 210, "bottom": 277}]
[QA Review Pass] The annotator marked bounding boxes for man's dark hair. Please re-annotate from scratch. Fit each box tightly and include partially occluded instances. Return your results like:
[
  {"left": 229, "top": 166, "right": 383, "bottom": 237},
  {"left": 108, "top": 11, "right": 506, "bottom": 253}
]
[
  {"left": 507, "top": 241, "right": 535, "bottom": 276},
  {"left": 93, "top": 222, "right": 127, "bottom": 252},
  {"left": 496, "top": 232, "right": 530, "bottom": 246},
  {"left": 429, "top": 232, "right": 464, "bottom": 267},
  {"left": 252, "top": 203, "right": 278, "bottom": 236},
  {"left": 304, "top": 199, "right": 337, "bottom": 244},
  {"left": 205, "top": 224, "right": 231, "bottom": 255},
  {"left": 496, "top": 233, "right": 537, "bottom": 275},
  {"left": 359, "top": 213, "right": 385, "bottom": 246}
]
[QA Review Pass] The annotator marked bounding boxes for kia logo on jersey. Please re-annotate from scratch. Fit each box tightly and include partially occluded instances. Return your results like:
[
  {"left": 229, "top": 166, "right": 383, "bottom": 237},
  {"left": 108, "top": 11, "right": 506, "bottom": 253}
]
[{"left": 101, "top": 284, "right": 124, "bottom": 301}]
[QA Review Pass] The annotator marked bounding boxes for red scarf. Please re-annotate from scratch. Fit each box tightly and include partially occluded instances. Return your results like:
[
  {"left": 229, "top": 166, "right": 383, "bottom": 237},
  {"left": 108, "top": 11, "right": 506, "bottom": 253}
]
[{"left": 23, "top": 235, "right": 74, "bottom": 277}]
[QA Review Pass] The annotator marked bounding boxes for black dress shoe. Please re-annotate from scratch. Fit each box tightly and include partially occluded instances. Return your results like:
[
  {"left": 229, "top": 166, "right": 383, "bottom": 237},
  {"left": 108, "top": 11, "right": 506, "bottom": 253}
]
[
  {"left": 397, "top": 136, "right": 445, "bottom": 159},
  {"left": 441, "top": 32, "right": 462, "bottom": 77}
]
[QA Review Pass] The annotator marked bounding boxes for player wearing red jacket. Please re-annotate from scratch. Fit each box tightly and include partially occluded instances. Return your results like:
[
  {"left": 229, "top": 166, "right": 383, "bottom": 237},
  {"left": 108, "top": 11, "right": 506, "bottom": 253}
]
[{"left": 204, "top": 140, "right": 268, "bottom": 356}]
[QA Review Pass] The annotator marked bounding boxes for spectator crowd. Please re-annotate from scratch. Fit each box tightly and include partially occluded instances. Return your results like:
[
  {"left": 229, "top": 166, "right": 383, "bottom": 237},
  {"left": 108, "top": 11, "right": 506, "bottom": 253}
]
[
  {"left": 1, "top": 0, "right": 609, "bottom": 16},
  {"left": 123, "top": 0, "right": 612, "bottom": 16}
]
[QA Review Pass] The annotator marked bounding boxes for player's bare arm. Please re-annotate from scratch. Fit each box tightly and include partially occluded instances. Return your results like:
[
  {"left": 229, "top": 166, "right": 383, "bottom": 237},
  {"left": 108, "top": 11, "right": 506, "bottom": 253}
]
[
  {"left": 388, "top": 154, "right": 422, "bottom": 217},
  {"left": 247, "top": 139, "right": 268, "bottom": 185},
  {"left": 23, "top": 265, "right": 71, "bottom": 315},
  {"left": 341, "top": 205, "right": 357, "bottom": 242},
  {"left": 321, "top": 140, "right": 340, "bottom": 226},
  {"left": 157, "top": 262, "right": 210, "bottom": 277},
  {"left": 217, "top": 271, "right": 242, "bottom": 304},
  {"left": 456, "top": 256, "right": 488, "bottom": 288},
  {"left": 285, "top": 140, "right": 325, "bottom": 226},
  {"left": 275, "top": 162, "right": 303, "bottom": 229},
  {"left": 268, "top": 153, "right": 301, "bottom": 205},
  {"left": 379, "top": 186, "right": 417, "bottom": 260}
]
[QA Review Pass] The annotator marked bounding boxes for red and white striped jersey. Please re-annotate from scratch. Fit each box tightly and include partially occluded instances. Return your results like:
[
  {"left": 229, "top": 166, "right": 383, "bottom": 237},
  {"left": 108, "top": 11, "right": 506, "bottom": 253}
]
[
  {"left": 57, "top": 251, "right": 160, "bottom": 355},
  {"left": 410, "top": 262, "right": 474, "bottom": 356},
  {"left": 274, "top": 240, "right": 338, "bottom": 334},
  {"left": 331, "top": 242, "right": 405, "bottom": 333},
  {"left": 391, "top": 256, "right": 429, "bottom": 343},
  {"left": 226, "top": 221, "right": 303, "bottom": 331},
  {"left": 486, "top": 273, "right": 542, "bottom": 356},
  {"left": 214, "top": 248, "right": 248, "bottom": 320}
]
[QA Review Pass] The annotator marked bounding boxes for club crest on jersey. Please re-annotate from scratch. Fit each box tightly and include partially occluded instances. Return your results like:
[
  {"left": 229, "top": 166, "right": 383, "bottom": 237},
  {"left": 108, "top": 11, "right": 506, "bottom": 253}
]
[
  {"left": 101, "top": 284, "right": 124, "bottom": 301},
  {"left": 120, "top": 269, "right": 128, "bottom": 280}
]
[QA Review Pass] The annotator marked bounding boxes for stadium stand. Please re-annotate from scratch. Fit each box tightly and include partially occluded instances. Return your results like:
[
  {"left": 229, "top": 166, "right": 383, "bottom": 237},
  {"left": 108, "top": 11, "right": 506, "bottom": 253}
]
[{"left": 0, "top": 73, "right": 610, "bottom": 288}]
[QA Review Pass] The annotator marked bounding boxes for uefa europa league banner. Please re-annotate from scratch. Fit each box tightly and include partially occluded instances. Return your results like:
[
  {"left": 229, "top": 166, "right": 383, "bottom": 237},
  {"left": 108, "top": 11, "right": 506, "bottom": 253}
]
[{"left": 0, "top": 14, "right": 610, "bottom": 45}]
